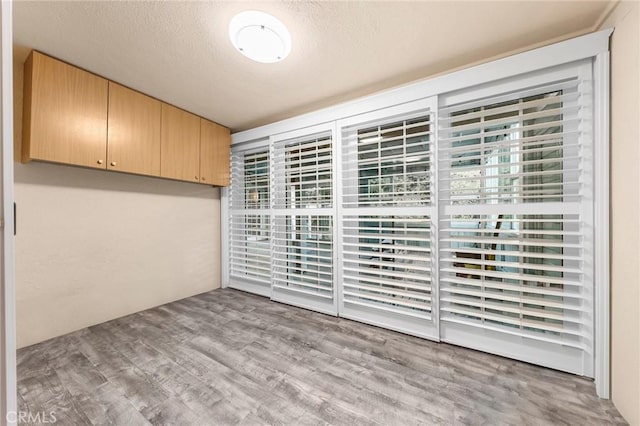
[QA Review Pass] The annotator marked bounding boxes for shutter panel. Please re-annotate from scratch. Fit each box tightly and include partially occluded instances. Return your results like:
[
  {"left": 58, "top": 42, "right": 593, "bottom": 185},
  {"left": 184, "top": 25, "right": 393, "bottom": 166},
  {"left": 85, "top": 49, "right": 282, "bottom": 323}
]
[
  {"left": 272, "top": 214, "right": 333, "bottom": 297},
  {"left": 271, "top": 127, "right": 336, "bottom": 314},
  {"left": 230, "top": 149, "right": 270, "bottom": 210},
  {"left": 438, "top": 72, "right": 594, "bottom": 375},
  {"left": 273, "top": 134, "right": 332, "bottom": 209},
  {"left": 342, "top": 115, "right": 432, "bottom": 208},
  {"left": 228, "top": 145, "right": 272, "bottom": 295},
  {"left": 439, "top": 214, "right": 586, "bottom": 348},
  {"left": 342, "top": 214, "right": 433, "bottom": 319},
  {"left": 229, "top": 214, "right": 271, "bottom": 281},
  {"left": 339, "top": 101, "right": 439, "bottom": 340}
]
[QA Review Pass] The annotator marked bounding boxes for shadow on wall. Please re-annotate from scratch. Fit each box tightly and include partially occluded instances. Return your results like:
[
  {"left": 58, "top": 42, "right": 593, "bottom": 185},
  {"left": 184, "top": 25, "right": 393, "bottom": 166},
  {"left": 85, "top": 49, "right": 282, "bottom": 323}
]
[{"left": 15, "top": 161, "right": 220, "bottom": 200}]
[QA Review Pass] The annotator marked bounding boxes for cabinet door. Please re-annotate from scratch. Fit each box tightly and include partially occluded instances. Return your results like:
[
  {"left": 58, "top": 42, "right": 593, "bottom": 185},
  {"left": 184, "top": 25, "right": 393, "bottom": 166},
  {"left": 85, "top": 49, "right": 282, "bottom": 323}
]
[
  {"left": 200, "top": 119, "right": 231, "bottom": 186},
  {"left": 107, "top": 83, "right": 161, "bottom": 176},
  {"left": 22, "top": 51, "right": 108, "bottom": 168},
  {"left": 160, "top": 103, "right": 200, "bottom": 182}
]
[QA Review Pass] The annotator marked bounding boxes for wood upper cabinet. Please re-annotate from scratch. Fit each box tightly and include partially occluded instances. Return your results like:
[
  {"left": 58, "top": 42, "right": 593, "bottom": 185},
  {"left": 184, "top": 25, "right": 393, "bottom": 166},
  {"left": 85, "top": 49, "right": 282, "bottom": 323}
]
[
  {"left": 200, "top": 119, "right": 231, "bottom": 186},
  {"left": 22, "top": 51, "right": 108, "bottom": 168},
  {"left": 160, "top": 104, "right": 201, "bottom": 182},
  {"left": 107, "top": 83, "right": 161, "bottom": 176},
  {"left": 22, "top": 50, "right": 231, "bottom": 186}
]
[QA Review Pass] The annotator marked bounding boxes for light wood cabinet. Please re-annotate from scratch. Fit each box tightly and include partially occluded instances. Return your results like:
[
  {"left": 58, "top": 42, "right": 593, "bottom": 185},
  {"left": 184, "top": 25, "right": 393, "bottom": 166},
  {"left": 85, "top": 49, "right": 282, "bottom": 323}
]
[
  {"left": 107, "top": 82, "right": 161, "bottom": 176},
  {"left": 22, "top": 51, "right": 108, "bottom": 169},
  {"left": 22, "top": 50, "right": 231, "bottom": 186},
  {"left": 200, "top": 119, "right": 231, "bottom": 186},
  {"left": 160, "top": 104, "right": 201, "bottom": 183}
]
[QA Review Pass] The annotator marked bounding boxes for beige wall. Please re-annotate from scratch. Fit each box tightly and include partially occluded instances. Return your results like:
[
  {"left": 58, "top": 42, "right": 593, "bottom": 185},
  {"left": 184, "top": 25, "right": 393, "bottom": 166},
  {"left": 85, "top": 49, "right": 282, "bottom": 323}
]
[
  {"left": 600, "top": 1, "right": 640, "bottom": 425},
  {"left": 13, "top": 53, "right": 221, "bottom": 349}
]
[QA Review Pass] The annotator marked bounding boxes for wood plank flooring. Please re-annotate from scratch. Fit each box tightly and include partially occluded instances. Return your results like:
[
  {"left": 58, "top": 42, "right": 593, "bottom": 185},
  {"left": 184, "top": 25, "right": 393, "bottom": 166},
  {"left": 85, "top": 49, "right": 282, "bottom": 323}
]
[{"left": 17, "top": 288, "right": 625, "bottom": 425}]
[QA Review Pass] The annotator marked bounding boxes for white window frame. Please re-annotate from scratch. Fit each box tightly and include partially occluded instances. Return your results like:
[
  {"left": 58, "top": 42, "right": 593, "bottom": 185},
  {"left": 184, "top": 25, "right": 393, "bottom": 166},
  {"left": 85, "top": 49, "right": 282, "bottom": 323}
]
[{"left": 224, "top": 28, "right": 611, "bottom": 398}]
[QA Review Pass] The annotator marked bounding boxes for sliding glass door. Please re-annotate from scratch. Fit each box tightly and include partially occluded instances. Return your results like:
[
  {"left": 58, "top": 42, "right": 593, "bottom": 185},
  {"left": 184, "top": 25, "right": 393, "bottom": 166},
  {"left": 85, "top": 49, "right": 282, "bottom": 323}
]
[{"left": 225, "top": 58, "right": 598, "bottom": 378}]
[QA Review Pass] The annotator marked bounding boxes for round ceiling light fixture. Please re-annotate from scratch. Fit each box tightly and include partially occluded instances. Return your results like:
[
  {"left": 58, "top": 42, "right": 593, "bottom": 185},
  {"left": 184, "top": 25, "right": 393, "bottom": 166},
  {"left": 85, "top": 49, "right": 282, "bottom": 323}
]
[{"left": 229, "top": 10, "right": 292, "bottom": 63}]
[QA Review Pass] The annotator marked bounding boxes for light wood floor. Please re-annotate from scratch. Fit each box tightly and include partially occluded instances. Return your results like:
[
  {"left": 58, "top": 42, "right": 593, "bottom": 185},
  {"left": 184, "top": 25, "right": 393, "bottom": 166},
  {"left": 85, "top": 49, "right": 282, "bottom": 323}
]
[{"left": 17, "top": 288, "right": 625, "bottom": 425}]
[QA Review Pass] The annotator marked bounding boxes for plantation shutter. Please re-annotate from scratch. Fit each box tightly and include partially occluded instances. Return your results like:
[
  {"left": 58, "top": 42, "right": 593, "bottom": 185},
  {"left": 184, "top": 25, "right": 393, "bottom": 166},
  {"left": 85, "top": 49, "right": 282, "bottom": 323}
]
[
  {"left": 338, "top": 99, "right": 439, "bottom": 339},
  {"left": 228, "top": 143, "right": 272, "bottom": 296},
  {"left": 271, "top": 124, "right": 336, "bottom": 314},
  {"left": 438, "top": 63, "right": 594, "bottom": 376}
]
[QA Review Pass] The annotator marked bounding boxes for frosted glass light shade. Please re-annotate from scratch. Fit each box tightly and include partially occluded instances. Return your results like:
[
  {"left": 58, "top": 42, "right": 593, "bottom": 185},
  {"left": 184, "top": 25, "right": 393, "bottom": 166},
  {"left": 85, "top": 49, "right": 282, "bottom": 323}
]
[{"left": 229, "top": 11, "right": 292, "bottom": 63}]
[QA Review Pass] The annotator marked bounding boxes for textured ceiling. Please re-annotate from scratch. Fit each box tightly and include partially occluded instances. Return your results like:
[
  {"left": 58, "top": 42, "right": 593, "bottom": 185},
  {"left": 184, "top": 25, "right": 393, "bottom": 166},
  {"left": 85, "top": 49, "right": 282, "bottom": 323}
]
[{"left": 13, "top": 1, "right": 613, "bottom": 132}]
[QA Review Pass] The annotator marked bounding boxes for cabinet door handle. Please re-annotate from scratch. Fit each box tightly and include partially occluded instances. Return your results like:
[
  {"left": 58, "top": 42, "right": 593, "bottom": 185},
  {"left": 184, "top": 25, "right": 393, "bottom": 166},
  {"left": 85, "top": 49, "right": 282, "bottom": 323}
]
[
  {"left": 110, "top": 162, "right": 117, "bottom": 167},
  {"left": 201, "top": 177, "right": 206, "bottom": 181},
  {"left": 97, "top": 160, "right": 103, "bottom": 165}
]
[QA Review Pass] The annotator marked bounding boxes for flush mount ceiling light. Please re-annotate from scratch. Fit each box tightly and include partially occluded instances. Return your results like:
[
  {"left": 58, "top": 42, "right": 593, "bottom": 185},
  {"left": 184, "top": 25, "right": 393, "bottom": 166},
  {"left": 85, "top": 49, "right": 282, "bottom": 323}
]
[{"left": 229, "top": 10, "right": 292, "bottom": 63}]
